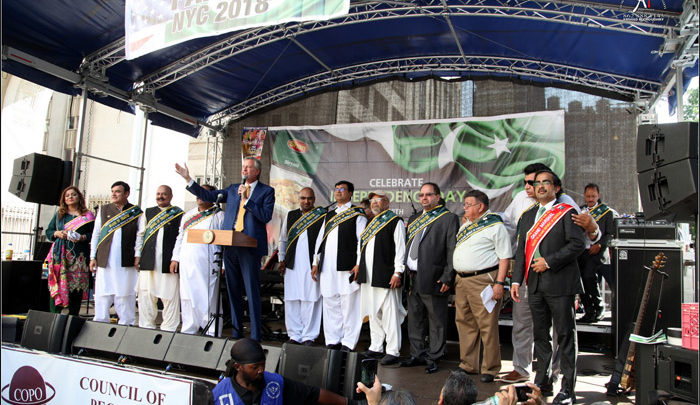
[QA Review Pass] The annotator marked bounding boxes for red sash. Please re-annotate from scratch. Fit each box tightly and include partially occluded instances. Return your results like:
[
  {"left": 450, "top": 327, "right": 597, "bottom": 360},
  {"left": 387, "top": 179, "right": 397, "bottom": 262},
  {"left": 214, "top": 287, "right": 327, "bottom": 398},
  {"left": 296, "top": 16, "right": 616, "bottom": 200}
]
[{"left": 523, "top": 203, "right": 575, "bottom": 283}]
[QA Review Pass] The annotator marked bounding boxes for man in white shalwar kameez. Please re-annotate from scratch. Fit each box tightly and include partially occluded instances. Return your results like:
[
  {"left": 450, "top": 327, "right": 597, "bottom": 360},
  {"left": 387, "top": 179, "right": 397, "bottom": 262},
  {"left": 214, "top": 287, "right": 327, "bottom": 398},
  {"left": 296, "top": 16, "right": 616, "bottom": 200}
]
[
  {"left": 135, "top": 185, "right": 183, "bottom": 331},
  {"left": 90, "top": 181, "right": 143, "bottom": 325},
  {"left": 353, "top": 191, "right": 406, "bottom": 365},
  {"left": 278, "top": 187, "right": 324, "bottom": 345},
  {"left": 311, "top": 181, "right": 367, "bottom": 351},
  {"left": 171, "top": 185, "right": 225, "bottom": 336}
]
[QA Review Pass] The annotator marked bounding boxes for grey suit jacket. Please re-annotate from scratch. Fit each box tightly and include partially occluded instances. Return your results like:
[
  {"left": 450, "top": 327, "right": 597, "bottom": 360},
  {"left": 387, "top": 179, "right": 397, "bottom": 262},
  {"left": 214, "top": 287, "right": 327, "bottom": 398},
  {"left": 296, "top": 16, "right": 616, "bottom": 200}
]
[
  {"left": 405, "top": 210, "right": 459, "bottom": 295},
  {"left": 512, "top": 198, "right": 586, "bottom": 296}
]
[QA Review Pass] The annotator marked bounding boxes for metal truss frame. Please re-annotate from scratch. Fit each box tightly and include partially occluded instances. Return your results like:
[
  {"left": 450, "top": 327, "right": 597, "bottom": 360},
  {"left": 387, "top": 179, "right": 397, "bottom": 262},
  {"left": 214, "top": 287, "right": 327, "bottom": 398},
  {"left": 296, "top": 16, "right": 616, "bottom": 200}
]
[
  {"left": 203, "top": 132, "right": 223, "bottom": 189},
  {"left": 207, "top": 54, "right": 661, "bottom": 125}
]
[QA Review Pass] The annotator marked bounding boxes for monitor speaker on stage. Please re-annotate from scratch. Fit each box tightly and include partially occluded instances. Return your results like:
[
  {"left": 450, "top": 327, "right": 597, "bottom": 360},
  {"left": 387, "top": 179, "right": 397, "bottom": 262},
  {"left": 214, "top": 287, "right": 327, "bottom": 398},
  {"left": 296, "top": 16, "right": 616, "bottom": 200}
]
[
  {"left": 277, "top": 344, "right": 343, "bottom": 393},
  {"left": 2, "top": 316, "right": 22, "bottom": 344},
  {"left": 8, "top": 153, "right": 72, "bottom": 205},
  {"left": 164, "top": 333, "right": 227, "bottom": 376},
  {"left": 116, "top": 327, "right": 174, "bottom": 363},
  {"left": 20, "top": 310, "right": 68, "bottom": 353},
  {"left": 60, "top": 315, "right": 85, "bottom": 354},
  {"left": 216, "top": 339, "right": 282, "bottom": 374},
  {"left": 72, "top": 321, "right": 128, "bottom": 358},
  {"left": 1, "top": 260, "right": 43, "bottom": 314}
]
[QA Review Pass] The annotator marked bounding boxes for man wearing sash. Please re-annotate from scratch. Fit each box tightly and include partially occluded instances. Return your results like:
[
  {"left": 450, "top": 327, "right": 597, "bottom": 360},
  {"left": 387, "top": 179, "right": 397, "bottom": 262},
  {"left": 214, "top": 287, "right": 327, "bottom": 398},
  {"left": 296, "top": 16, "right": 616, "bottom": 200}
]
[
  {"left": 278, "top": 187, "right": 324, "bottom": 345},
  {"left": 172, "top": 185, "right": 225, "bottom": 335},
  {"left": 401, "top": 183, "right": 459, "bottom": 374},
  {"left": 577, "top": 183, "right": 614, "bottom": 323},
  {"left": 511, "top": 170, "right": 585, "bottom": 405},
  {"left": 134, "top": 185, "right": 183, "bottom": 331},
  {"left": 453, "top": 191, "right": 511, "bottom": 383},
  {"left": 354, "top": 191, "right": 406, "bottom": 365},
  {"left": 311, "top": 181, "right": 367, "bottom": 351},
  {"left": 89, "top": 181, "right": 143, "bottom": 325},
  {"left": 176, "top": 158, "right": 275, "bottom": 341}
]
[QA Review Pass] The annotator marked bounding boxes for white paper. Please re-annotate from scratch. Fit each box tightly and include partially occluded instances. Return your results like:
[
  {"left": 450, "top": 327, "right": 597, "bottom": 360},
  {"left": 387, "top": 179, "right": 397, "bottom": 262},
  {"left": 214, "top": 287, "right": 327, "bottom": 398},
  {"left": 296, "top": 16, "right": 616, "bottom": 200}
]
[{"left": 481, "top": 285, "right": 497, "bottom": 313}]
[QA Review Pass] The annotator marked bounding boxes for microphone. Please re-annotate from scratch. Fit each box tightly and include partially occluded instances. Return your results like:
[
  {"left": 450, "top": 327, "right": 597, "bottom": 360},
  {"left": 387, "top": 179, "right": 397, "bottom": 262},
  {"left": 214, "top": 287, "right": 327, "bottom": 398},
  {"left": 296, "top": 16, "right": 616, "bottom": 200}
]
[
  {"left": 215, "top": 193, "right": 224, "bottom": 211},
  {"left": 239, "top": 174, "right": 248, "bottom": 196}
]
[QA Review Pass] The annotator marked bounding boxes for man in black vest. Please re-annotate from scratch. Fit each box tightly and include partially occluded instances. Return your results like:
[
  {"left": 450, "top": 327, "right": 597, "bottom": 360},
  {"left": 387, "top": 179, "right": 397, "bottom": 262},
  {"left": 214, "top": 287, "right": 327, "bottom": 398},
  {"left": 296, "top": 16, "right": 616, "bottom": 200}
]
[
  {"left": 278, "top": 187, "right": 324, "bottom": 345},
  {"left": 401, "top": 183, "right": 459, "bottom": 374},
  {"left": 354, "top": 191, "right": 406, "bottom": 365},
  {"left": 135, "top": 185, "right": 183, "bottom": 331},
  {"left": 311, "top": 181, "right": 367, "bottom": 351}
]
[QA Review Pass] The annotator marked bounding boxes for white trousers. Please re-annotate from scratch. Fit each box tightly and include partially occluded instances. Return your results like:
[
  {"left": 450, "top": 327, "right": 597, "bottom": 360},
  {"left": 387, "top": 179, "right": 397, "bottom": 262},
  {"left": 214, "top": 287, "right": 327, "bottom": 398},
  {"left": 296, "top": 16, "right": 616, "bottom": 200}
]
[
  {"left": 368, "top": 295, "right": 404, "bottom": 357},
  {"left": 322, "top": 290, "right": 362, "bottom": 349},
  {"left": 137, "top": 290, "right": 181, "bottom": 331},
  {"left": 285, "top": 299, "right": 322, "bottom": 342},
  {"left": 93, "top": 295, "right": 136, "bottom": 325},
  {"left": 181, "top": 299, "right": 222, "bottom": 336}
]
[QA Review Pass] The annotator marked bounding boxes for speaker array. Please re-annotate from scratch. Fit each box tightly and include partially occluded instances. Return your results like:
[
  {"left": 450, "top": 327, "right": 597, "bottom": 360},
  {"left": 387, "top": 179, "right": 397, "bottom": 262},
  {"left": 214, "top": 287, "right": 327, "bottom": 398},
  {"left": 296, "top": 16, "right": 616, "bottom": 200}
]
[{"left": 7, "top": 153, "right": 72, "bottom": 205}]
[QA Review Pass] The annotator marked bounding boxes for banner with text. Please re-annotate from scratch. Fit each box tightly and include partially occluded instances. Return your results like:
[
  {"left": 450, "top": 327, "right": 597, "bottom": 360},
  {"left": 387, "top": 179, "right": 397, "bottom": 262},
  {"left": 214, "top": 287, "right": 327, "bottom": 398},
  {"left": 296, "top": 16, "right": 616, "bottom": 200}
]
[
  {"left": 263, "top": 110, "right": 565, "bottom": 250},
  {"left": 1, "top": 347, "right": 193, "bottom": 405},
  {"left": 125, "top": 0, "right": 350, "bottom": 59}
]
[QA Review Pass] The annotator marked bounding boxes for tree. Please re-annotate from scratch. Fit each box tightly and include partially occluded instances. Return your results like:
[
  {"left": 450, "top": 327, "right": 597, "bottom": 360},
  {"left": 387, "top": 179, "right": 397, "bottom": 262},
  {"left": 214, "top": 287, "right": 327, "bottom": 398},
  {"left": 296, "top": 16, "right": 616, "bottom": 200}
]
[{"left": 683, "top": 87, "right": 698, "bottom": 122}]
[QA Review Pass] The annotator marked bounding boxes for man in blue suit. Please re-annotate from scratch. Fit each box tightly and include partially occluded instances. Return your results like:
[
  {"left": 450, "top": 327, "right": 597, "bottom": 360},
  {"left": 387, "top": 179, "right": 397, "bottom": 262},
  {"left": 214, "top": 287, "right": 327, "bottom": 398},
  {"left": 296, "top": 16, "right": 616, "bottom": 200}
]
[{"left": 176, "top": 157, "right": 275, "bottom": 341}]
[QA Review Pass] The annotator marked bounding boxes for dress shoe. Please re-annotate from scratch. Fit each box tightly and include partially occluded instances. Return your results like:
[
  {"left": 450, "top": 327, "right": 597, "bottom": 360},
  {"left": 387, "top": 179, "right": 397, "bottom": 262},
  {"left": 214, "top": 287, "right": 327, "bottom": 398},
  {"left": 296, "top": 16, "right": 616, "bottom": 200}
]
[
  {"left": 538, "top": 382, "right": 554, "bottom": 396},
  {"left": 552, "top": 390, "right": 576, "bottom": 404},
  {"left": 577, "top": 313, "right": 594, "bottom": 323},
  {"left": 380, "top": 354, "right": 399, "bottom": 366},
  {"left": 287, "top": 338, "right": 301, "bottom": 345},
  {"left": 341, "top": 345, "right": 353, "bottom": 352},
  {"left": 326, "top": 343, "right": 341, "bottom": 350},
  {"left": 480, "top": 374, "right": 495, "bottom": 383},
  {"left": 499, "top": 370, "right": 529, "bottom": 383},
  {"left": 594, "top": 307, "right": 605, "bottom": 321},
  {"left": 361, "top": 350, "right": 384, "bottom": 359},
  {"left": 400, "top": 356, "right": 427, "bottom": 367},
  {"left": 425, "top": 360, "right": 438, "bottom": 374},
  {"left": 302, "top": 340, "right": 314, "bottom": 346}
]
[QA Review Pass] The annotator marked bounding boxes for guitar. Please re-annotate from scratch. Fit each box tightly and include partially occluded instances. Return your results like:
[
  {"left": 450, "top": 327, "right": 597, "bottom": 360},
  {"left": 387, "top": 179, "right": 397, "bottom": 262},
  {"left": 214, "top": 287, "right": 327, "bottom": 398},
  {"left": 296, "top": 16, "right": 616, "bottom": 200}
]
[{"left": 606, "top": 252, "right": 667, "bottom": 395}]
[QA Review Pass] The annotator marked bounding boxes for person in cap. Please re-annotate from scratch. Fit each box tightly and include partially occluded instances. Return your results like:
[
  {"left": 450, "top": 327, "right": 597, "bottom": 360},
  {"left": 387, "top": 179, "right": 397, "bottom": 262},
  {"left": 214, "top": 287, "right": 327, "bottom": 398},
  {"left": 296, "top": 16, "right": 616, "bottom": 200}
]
[
  {"left": 212, "top": 338, "right": 367, "bottom": 405},
  {"left": 353, "top": 191, "right": 407, "bottom": 366}
]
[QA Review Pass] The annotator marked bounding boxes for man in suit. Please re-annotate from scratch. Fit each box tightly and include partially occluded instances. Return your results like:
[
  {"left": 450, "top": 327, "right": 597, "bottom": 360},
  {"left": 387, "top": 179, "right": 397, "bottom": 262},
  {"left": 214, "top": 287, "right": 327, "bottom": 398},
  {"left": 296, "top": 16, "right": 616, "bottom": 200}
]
[
  {"left": 511, "top": 170, "right": 586, "bottom": 405},
  {"left": 175, "top": 158, "right": 275, "bottom": 341},
  {"left": 400, "top": 182, "right": 459, "bottom": 374},
  {"left": 577, "top": 183, "right": 614, "bottom": 323}
]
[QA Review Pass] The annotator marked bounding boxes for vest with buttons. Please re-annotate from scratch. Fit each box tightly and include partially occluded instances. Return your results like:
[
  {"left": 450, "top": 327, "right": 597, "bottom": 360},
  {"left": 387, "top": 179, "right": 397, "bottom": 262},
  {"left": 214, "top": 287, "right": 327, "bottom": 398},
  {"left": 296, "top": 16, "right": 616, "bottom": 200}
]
[
  {"left": 319, "top": 209, "right": 361, "bottom": 272},
  {"left": 139, "top": 206, "right": 182, "bottom": 272},
  {"left": 357, "top": 216, "right": 400, "bottom": 288},
  {"left": 284, "top": 209, "right": 323, "bottom": 270},
  {"left": 95, "top": 203, "right": 139, "bottom": 268}
]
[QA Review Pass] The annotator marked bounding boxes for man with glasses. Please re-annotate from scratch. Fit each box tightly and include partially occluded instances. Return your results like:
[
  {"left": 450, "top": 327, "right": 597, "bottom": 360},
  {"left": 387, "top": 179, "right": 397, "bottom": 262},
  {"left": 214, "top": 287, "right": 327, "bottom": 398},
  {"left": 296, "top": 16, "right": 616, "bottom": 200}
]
[
  {"left": 311, "top": 181, "right": 367, "bottom": 351},
  {"left": 511, "top": 170, "right": 586, "bottom": 405},
  {"left": 278, "top": 187, "right": 324, "bottom": 345},
  {"left": 354, "top": 191, "right": 406, "bottom": 365},
  {"left": 400, "top": 183, "right": 459, "bottom": 374},
  {"left": 453, "top": 190, "right": 511, "bottom": 383}
]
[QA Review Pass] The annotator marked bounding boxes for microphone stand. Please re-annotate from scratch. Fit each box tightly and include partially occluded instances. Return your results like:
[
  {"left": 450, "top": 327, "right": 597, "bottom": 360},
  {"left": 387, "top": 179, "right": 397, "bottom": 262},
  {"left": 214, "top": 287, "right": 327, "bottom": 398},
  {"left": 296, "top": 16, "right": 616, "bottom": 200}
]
[{"left": 202, "top": 198, "right": 225, "bottom": 337}]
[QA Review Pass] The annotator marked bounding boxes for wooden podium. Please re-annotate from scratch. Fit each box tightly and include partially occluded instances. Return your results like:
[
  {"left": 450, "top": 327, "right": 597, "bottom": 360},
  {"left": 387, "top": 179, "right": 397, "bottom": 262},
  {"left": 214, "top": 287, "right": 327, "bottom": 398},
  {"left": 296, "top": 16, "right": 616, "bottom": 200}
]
[{"left": 187, "top": 229, "right": 257, "bottom": 248}]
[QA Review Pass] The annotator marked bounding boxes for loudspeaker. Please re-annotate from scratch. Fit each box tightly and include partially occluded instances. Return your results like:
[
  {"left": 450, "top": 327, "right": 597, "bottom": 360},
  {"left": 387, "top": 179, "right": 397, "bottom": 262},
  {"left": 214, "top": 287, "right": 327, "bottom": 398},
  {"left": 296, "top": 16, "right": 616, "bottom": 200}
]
[
  {"left": 215, "top": 340, "right": 282, "bottom": 374},
  {"left": 116, "top": 327, "right": 174, "bottom": 362},
  {"left": 164, "top": 333, "right": 227, "bottom": 376},
  {"left": 656, "top": 344, "right": 698, "bottom": 403},
  {"left": 7, "top": 153, "right": 71, "bottom": 205},
  {"left": 33, "top": 241, "right": 52, "bottom": 261},
  {"left": 73, "top": 321, "right": 128, "bottom": 359},
  {"left": 2, "top": 316, "right": 22, "bottom": 343},
  {"left": 1, "top": 260, "right": 43, "bottom": 314},
  {"left": 342, "top": 351, "right": 363, "bottom": 399},
  {"left": 612, "top": 245, "right": 683, "bottom": 356},
  {"left": 637, "top": 122, "right": 698, "bottom": 173},
  {"left": 20, "top": 310, "right": 68, "bottom": 353},
  {"left": 637, "top": 158, "right": 698, "bottom": 220},
  {"left": 277, "top": 343, "right": 343, "bottom": 393},
  {"left": 60, "top": 315, "right": 85, "bottom": 354}
]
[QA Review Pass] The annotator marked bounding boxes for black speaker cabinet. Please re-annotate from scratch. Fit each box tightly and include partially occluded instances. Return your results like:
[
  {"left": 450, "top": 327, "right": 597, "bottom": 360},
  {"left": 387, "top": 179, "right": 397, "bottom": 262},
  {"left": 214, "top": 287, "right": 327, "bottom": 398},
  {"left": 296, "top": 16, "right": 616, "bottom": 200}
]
[
  {"left": 656, "top": 344, "right": 698, "bottom": 403},
  {"left": 164, "top": 333, "right": 227, "bottom": 376},
  {"left": 2, "top": 316, "right": 22, "bottom": 343},
  {"left": 60, "top": 315, "right": 85, "bottom": 354},
  {"left": 637, "top": 122, "right": 698, "bottom": 173},
  {"left": 116, "top": 327, "right": 174, "bottom": 363},
  {"left": 72, "top": 321, "right": 128, "bottom": 359},
  {"left": 215, "top": 340, "right": 282, "bottom": 374},
  {"left": 277, "top": 343, "right": 343, "bottom": 393},
  {"left": 612, "top": 244, "right": 683, "bottom": 356},
  {"left": 1, "top": 260, "right": 44, "bottom": 314},
  {"left": 343, "top": 351, "right": 363, "bottom": 399},
  {"left": 20, "top": 310, "right": 68, "bottom": 353},
  {"left": 8, "top": 153, "right": 70, "bottom": 205},
  {"left": 638, "top": 158, "right": 698, "bottom": 221}
]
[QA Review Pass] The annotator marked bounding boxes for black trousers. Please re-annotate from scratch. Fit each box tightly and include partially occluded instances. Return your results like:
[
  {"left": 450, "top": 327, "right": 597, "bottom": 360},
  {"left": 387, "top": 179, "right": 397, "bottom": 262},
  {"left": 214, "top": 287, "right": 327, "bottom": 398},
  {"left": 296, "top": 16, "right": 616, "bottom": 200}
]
[
  {"left": 578, "top": 252, "right": 603, "bottom": 313},
  {"left": 407, "top": 291, "right": 448, "bottom": 362},
  {"left": 529, "top": 293, "right": 578, "bottom": 393}
]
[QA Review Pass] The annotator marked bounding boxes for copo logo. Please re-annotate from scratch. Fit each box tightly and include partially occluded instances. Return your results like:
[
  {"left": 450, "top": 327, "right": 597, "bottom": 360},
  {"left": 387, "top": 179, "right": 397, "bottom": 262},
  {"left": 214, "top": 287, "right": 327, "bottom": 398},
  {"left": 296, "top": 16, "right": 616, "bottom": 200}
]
[
  {"left": 287, "top": 140, "right": 309, "bottom": 153},
  {"left": 1, "top": 366, "right": 56, "bottom": 404}
]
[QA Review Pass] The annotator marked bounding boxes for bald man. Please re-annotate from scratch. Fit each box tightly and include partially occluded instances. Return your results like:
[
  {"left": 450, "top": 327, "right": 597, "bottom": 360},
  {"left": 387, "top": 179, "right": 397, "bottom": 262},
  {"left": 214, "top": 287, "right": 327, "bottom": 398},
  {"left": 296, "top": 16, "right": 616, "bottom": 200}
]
[{"left": 135, "top": 185, "right": 184, "bottom": 331}]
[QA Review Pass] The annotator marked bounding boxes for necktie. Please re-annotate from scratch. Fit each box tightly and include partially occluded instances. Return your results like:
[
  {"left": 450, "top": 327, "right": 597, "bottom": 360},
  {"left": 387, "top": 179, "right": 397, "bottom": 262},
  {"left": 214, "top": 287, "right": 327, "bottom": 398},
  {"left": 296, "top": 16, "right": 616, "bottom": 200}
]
[
  {"left": 533, "top": 205, "right": 546, "bottom": 259},
  {"left": 234, "top": 184, "right": 250, "bottom": 231},
  {"left": 409, "top": 228, "right": 423, "bottom": 261}
]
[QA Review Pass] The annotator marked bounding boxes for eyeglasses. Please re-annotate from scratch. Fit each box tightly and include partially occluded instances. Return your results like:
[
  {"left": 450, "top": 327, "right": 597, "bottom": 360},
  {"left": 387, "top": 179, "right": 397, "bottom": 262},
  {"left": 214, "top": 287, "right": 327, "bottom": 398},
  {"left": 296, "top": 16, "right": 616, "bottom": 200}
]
[
  {"left": 463, "top": 202, "right": 481, "bottom": 209},
  {"left": 532, "top": 180, "right": 553, "bottom": 187},
  {"left": 418, "top": 192, "right": 436, "bottom": 198},
  {"left": 370, "top": 198, "right": 384, "bottom": 203},
  {"left": 523, "top": 180, "right": 535, "bottom": 186},
  {"left": 334, "top": 187, "right": 347, "bottom": 192}
]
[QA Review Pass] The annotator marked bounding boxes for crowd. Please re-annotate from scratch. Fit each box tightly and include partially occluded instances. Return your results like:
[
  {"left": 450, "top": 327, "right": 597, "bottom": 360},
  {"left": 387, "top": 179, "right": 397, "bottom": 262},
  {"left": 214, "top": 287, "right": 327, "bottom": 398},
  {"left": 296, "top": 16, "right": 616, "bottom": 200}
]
[{"left": 45, "top": 157, "right": 617, "bottom": 405}]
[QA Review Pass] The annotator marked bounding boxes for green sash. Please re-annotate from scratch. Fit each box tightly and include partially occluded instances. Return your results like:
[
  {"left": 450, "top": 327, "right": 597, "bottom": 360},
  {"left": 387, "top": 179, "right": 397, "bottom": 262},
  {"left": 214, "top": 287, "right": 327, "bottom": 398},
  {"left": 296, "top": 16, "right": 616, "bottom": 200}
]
[
  {"left": 456, "top": 212, "right": 504, "bottom": 248},
  {"left": 143, "top": 206, "right": 184, "bottom": 245},
  {"left": 588, "top": 203, "right": 611, "bottom": 222},
  {"left": 97, "top": 205, "right": 144, "bottom": 249},
  {"left": 321, "top": 206, "right": 365, "bottom": 243},
  {"left": 360, "top": 209, "right": 399, "bottom": 252},
  {"left": 286, "top": 207, "right": 326, "bottom": 256},
  {"left": 406, "top": 205, "right": 449, "bottom": 247},
  {"left": 183, "top": 207, "right": 215, "bottom": 231}
]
